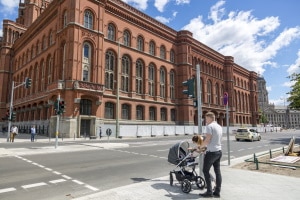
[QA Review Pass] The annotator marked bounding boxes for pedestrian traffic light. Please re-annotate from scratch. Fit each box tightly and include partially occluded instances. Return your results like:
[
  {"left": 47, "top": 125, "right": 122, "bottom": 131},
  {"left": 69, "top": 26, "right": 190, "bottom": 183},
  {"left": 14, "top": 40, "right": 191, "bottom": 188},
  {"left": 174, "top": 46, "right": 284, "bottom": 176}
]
[
  {"left": 182, "top": 78, "right": 195, "bottom": 98},
  {"left": 25, "top": 77, "right": 32, "bottom": 88},
  {"left": 11, "top": 112, "right": 16, "bottom": 121}
]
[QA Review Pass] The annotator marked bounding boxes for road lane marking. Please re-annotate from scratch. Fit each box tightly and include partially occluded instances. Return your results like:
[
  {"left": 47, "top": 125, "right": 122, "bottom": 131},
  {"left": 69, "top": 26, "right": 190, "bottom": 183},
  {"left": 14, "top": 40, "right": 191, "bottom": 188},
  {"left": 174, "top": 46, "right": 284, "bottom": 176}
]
[
  {"left": 22, "top": 182, "right": 47, "bottom": 189},
  {"left": 53, "top": 171, "right": 62, "bottom": 175},
  {"left": 85, "top": 185, "right": 99, "bottom": 191},
  {"left": 49, "top": 179, "right": 66, "bottom": 184},
  {"left": 45, "top": 167, "right": 52, "bottom": 171},
  {"left": 238, "top": 149, "right": 245, "bottom": 151},
  {"left": 62, "top": 175, "right": 72, "bottom": 179},
  {"left": 157, "top": 149, "right": 169, "bottom": 152},
  {"left": 0, "top": 187, "right": 16, "bottom": 194},
  {"left": 72, "top": 180, "right": 84, "bottom": 185}
]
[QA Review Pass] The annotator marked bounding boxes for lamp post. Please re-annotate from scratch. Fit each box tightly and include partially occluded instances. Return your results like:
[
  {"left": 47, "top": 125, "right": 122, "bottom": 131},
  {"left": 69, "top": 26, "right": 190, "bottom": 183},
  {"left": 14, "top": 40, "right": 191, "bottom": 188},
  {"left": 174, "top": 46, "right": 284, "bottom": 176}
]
[{"left": 116, "top": 36, "right": 122, "bottom": 138}]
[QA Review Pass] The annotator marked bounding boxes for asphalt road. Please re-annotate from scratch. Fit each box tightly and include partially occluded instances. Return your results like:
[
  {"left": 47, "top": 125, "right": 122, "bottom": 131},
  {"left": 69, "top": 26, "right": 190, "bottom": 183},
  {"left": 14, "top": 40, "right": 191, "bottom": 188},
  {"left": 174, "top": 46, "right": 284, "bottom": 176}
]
[{"left": 0, "top": 130, "right": 299, "bottom": 200}]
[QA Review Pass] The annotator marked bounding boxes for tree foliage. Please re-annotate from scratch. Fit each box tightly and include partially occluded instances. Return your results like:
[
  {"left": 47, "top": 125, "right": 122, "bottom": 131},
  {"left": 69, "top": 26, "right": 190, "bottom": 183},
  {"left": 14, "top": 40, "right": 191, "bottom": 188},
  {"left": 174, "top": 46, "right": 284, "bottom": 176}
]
[{"left": 287, "top": 73, "right": 300, "bottom": 110}]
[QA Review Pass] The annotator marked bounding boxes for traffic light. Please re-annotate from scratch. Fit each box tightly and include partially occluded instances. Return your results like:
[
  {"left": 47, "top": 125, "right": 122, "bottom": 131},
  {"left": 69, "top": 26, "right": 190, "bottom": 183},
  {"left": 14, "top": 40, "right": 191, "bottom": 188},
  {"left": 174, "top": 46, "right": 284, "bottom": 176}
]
[
  {"left": 182, "top": 78, "right": 195, "bottom": 98},
  {"left": 11, "top": 112, "right": 16, "bottom": 121},
  {"left": 54, "top": 100, "right": 60, "bottom": 115},
  {"left": 25, "top": 77, "right": 32, "bottom": 88},
  {"left": 59, "top": 100, "right": 65, "bottom": 113}
]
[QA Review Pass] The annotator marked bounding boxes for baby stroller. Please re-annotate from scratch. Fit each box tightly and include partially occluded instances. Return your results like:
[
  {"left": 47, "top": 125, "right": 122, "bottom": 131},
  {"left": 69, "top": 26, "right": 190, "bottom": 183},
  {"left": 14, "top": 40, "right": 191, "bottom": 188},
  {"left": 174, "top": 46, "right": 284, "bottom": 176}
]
[{"left": 168, "top": 140, "right": 206, "bottom": 193}]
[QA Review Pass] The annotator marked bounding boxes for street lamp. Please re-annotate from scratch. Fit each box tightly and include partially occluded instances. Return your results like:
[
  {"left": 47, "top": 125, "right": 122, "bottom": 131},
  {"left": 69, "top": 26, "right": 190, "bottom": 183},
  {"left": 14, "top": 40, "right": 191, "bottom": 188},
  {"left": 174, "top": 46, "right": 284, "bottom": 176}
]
[{"left": 116, "top": 35, "right": 123, "bottom": 138}]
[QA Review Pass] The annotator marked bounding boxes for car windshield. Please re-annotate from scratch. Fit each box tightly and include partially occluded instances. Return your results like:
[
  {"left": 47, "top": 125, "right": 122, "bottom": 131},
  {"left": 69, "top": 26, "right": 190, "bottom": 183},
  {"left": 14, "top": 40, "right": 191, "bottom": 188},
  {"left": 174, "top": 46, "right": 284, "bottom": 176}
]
[{"left": 237, "top": 129, "right": 247, "bottom": 132}]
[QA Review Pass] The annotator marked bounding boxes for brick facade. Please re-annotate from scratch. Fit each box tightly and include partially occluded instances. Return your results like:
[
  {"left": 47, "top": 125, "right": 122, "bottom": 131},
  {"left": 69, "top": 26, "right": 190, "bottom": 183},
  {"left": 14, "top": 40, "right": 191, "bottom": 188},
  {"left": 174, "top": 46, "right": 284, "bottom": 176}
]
[{"left": 0, "top": 0, "right": 259, "bottom": 137}]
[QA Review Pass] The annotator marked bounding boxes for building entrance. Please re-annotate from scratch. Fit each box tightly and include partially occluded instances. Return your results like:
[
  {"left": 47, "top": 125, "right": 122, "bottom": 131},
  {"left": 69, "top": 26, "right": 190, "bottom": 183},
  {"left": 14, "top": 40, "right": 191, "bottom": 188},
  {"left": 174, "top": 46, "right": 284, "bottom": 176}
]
[{"left": 80, "top": 119, "right": 91, "bottom": 137}]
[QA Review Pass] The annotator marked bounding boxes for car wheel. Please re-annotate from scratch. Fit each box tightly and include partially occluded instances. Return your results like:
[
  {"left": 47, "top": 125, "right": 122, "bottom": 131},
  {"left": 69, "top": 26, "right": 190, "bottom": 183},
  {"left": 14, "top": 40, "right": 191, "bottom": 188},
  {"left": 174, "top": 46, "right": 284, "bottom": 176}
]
[
  {"left": 258, "top": 136, "right": 261, "bottom": 141},
  {"left": 251, "top": 137, "right": 254, "bottom": 142},
  {"left": 236, "top": 138, "right": 240, "bottom": 141}
]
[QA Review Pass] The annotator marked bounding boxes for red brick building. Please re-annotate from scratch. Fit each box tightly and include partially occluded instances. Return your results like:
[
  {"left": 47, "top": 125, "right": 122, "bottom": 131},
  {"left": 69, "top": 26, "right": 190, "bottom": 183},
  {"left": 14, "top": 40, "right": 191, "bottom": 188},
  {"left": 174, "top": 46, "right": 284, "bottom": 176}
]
[{"left": 0, "top": 0, "right": 259, "bottom": 137}]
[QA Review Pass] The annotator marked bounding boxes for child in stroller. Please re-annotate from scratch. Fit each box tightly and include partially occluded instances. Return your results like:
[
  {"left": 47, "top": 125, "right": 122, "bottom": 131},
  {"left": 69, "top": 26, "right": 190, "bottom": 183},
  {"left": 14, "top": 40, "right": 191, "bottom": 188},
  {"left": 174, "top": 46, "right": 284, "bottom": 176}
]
[{"left": 168, "top": 140, "right": 206, "bottom": 193}]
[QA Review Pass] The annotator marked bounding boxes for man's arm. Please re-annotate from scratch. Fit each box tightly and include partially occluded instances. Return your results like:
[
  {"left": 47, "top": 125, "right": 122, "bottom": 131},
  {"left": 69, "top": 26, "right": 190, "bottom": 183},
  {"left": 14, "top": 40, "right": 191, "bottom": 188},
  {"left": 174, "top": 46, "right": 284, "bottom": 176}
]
[{"left": 200, "top": 133, "right": 212, "bottom": 149}]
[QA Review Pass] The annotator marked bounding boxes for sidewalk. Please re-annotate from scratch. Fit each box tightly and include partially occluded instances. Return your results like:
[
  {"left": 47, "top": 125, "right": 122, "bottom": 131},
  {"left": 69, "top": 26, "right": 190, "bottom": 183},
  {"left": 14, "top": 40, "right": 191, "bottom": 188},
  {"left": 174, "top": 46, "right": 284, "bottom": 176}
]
[
  {"left": 75, "top": 156, "right": 300, "bottom": 200},
  {"left": 1, "top": 133, "right": 299, "bottom": 200}
]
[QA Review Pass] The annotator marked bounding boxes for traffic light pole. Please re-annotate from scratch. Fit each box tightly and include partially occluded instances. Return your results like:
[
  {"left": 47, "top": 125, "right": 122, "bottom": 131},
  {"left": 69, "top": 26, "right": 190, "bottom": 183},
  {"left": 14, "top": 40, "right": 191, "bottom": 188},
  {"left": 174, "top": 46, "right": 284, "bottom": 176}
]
[
  {"left": 6, "top": 81, "right": 14, "bottom": 142},
  {"left": 196, "top": 64, "right": 202, "bottom": 134},
  {"left": 55, "top": 94, "right": 60, "bottom": 149}
]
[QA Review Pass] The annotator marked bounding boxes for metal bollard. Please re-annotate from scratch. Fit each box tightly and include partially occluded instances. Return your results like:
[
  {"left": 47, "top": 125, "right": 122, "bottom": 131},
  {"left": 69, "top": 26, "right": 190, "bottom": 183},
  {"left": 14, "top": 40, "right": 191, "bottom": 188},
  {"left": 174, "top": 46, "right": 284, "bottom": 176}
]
[{"left": 255, "top": 158, "right": 259, "bottom": 170}]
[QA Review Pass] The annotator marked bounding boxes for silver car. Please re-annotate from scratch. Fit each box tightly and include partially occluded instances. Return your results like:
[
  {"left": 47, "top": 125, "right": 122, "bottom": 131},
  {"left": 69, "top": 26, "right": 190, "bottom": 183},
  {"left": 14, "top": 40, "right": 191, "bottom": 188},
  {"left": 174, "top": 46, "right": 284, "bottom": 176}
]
[{"left": 235, "top": 128, "right": 261, "bottom": 142}]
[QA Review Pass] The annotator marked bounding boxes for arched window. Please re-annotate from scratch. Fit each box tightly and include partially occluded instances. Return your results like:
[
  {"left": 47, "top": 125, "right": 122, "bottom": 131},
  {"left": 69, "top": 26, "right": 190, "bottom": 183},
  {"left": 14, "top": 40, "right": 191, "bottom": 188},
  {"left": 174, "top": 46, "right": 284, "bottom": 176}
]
[
  {"left": 105, "top": 102, "right": 115, "bottom": 119},
  {"left": 80, "top": 99, "right": 92, "bottom": 115},
  {"left": 160, "top": 67, "right": 165, "bottom": 98},
  {"left": 215, "top": 83, "right": 220, "bottom": 105},
  {"left": 121, "top": 56, "right": 130, "bottom": 92},
  {"left": 41, "top": 61, "right": 45, "bottom": 91},
  {"left": 49, "top": 30, "right": 53, "bottom": 46},
  {"left": 170, "top": 70, "right": 175, "bottom": 99},
  {"left": 63, "top": 11, "right": 67, "bottom": 27},
  {"left": 136, "top": 59, "right": 143, "bottom": 94},
  {"left": 82, "top": 42, "right": 92, "bottom": 81},
  {"left": 149, "top": 107, "right": 156, "bottom": 120},
  {"left": 171, "top": 109, "right": 176, "bottom": 121},
  {"left": 137, "top": 35, "right": 144, "bottom": 51},
  {"left": 107, "top": 23, "right": 115, "bottom": 40},
  {"left": 105, "top": 51, "right": 115, "bottom": 90},
  {"left": 170, "top": 49, "right": 175, "bottom": 63},
  {"left": 84, "top": 10, "right": 93, "bottom": 29},
  {"left": 123, "top": 30, "right": 131, "bottom": 47},
  {"left": 136, "top": 105, "right": 144, "bottom": 120},
  {"left": 160, "top": 108, "right": 167, "bottom": 121},
  {"left": 47, "top": 57, "right": 52, "bottom": 84},
  {"left": 148, "top": 63, "right": 155, "bottom": 96},
  {"left": 207, "top": 80, "right": 212, "bottom": 105},
  {"left": 160, "top": 45, "right": 166, "bottom": 59},
  {"left": 149, "top": 41, "right": 155, "bottom": 55},
  {"left": 121, "top": 104, "right": 130, "bottom": 119}
]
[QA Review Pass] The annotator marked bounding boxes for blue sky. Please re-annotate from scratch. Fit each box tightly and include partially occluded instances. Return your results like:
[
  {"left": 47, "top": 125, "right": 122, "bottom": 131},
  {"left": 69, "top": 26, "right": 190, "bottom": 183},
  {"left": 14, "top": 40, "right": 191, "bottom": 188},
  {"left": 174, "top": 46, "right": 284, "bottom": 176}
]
[{"left": 1, "top": 0, "right": 300, "bottom": 106}]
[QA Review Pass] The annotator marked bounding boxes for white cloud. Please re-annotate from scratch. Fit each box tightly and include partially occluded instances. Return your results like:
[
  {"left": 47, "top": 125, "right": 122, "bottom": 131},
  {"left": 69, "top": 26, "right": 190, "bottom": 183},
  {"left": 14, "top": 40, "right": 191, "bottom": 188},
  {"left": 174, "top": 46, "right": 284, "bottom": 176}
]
[
  {"left": 283, "top": 80, "right": 296, "bottom": 88},
  {"left": 155, "top": 16, "right": 171, "bottom": 24},
  {"left": 0, "top": 0, "right": 19, "bottom": 8},
  {"left": 154, "top": 0, "right": 169, "bottom": 12},
  {"left": 266, "top": 86, "right": 272, "bottom": 92},
  {"left": 121, "top": 0, "right": 148, "bottom": 10},
  {"left": 287, "top": 49, "right": 300, "bottom": 75},
  {"left": 175, "top": 0, "right": 191, "bottom": 5},
  {"left": 182, "top": 1, "right": 300, "bottom": 75}
]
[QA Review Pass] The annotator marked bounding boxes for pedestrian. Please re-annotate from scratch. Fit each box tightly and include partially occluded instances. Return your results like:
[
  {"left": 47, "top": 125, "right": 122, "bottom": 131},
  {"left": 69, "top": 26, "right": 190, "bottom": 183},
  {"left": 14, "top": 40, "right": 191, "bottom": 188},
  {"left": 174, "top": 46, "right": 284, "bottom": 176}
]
[
  {"left": 199, "top": 112, "right": 222, "bottom": 198},
  {"left": 99, "top": 126, "right": 102, "bottom": 139},
  {"left": 10, "top": 125, "right": 18, "bottom": 142},
  {"left": 30, "top": 125, "right": 36, "bottom": 142}
]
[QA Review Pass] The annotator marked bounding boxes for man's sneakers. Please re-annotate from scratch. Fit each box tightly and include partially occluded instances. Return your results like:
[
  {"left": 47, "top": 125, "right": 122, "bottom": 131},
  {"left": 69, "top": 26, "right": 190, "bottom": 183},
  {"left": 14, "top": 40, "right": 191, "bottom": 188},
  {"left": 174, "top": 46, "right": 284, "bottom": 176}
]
[
  {"left": 199, "top": 191, "right": 220, "bottom": 198},
  {"left": 213, "top": 192, "right": 220, "bottom": 198}
]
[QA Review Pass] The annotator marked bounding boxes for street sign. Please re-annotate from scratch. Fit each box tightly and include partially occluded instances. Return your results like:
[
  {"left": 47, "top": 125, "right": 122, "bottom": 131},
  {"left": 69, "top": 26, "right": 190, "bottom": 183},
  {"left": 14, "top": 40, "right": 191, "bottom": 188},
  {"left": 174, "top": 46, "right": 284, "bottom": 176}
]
[
  {"left": 106, "top": 128, "right": 112, "bottom": 136},
  {"left": 223, "top": 92, "right": 228, "bottom": 106}
]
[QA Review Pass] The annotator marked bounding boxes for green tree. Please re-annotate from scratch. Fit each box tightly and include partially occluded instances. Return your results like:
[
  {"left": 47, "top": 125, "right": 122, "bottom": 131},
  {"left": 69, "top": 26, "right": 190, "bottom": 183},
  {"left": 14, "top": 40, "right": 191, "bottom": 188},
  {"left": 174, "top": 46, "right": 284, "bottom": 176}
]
[{"left": 287, "top": 73, "right": 300, "bottom": 110}]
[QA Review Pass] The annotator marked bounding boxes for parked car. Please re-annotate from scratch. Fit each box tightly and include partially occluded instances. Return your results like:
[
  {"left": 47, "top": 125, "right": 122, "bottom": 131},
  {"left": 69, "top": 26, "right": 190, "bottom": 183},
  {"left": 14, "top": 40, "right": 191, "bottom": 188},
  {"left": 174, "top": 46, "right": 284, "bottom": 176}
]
[{"left": 235, "top": 128, "right": 261, "bottom": 142}]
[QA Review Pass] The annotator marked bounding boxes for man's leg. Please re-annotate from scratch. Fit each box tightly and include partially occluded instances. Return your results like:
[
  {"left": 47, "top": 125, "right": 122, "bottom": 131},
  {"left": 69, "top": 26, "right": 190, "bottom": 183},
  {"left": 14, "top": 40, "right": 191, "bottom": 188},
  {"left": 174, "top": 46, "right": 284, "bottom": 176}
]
[
  {"left": 213, "top": 151, "right": 222, "bottom": 196},
  {"left": 202, "top": 153, "right": 214, "bottom": 194}
]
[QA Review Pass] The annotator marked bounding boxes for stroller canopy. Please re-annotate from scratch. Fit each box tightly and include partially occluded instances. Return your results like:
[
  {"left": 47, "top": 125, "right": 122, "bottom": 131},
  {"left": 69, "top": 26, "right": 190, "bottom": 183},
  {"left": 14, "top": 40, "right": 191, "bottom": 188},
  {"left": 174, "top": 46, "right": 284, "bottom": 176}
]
[{"left": 168, "top": 141, "right": 190, "bottom": 165}]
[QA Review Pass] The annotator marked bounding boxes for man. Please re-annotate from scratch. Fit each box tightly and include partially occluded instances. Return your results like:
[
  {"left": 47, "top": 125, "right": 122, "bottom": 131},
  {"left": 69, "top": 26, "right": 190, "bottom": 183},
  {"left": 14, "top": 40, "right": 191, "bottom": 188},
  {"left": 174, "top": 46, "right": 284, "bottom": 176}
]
[
  {"left": 10, "top": 125, "right": 18, "bottom": 142},
  {"left": 30, "top": 125, "right": 36, "bottom": 142},
  {"left": 199, "top": 112, "right": 222, "bottom": 198}
]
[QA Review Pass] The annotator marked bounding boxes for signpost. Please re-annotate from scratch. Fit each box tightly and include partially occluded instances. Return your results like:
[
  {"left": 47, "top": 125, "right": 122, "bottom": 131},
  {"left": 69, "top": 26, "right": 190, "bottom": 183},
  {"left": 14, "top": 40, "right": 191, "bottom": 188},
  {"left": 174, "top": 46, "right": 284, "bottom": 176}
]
[{"left": 224, "top": 92, "right": 230, "bottom": 165}]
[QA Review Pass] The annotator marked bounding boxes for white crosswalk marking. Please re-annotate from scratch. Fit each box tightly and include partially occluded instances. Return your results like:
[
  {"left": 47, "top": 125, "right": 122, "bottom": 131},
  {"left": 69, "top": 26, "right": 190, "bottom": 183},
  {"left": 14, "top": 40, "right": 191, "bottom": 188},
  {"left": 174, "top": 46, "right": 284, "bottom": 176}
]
[
  {"left": 22, "top": 182, "right": 47, "bottom": 189},
  {"left": 49, "top": 179, "right": 66, "bottom": 184},
  {"left": 0, "top": 187, "right": 16, "bottom": 194}
]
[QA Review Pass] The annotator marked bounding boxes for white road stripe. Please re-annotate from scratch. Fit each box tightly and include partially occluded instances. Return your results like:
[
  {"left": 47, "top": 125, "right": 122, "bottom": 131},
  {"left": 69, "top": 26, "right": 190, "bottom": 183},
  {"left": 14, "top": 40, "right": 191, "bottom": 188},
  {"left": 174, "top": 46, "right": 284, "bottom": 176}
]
[
  {"left": 0, "top": 187, "right": 16, "bottom": 194},
  {"left": 157, "top": 149, "right": 169, "bottom": 152},
  {"left": 53, "top": 171, "right": 61, "bottom": 175},
  {"left": 62, "top": 175, "right": 72, "bottom": 180},
  {"left": 85, "top": 185, "right": 99, "bottom": 191},
  {"left": 238, "top": 149, "right": 245, "bottom": 151},
  {"left": 45, "top": 168, "right": 52, "bottom": 171},
  {"left": 22, "top": 182, "right": 47, "bottom": 189},
  {"left": 72, "top": 180, "right": 84, "bottom": 185},
  {"left": 49, "top": 179, "right": 66, "bottom": 184}
]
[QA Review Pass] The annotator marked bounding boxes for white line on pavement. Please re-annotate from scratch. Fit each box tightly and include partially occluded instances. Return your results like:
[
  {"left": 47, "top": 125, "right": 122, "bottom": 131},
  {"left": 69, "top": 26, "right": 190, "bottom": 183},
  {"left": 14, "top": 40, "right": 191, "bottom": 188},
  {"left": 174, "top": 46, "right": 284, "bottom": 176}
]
[
  {"left": 49, "top": 179, "right": 67, "bottom": 184},
  {"left": 53, "top": 171, "right": 61, "bottom": 175},
  {"left": 62, "top": 175, "right": 72, "bottom": 179},
  {"left": 85, "top": 185, "right": 99, "bottom": 191},
  {"left": 72, "top": 180, "right": 84, "bottom": 185},
  {"left": 0, "top": 187, "right": 16, "bottom": 194},
  {"left": 22, "top": 182, "right": 47, "bottom": 189}
]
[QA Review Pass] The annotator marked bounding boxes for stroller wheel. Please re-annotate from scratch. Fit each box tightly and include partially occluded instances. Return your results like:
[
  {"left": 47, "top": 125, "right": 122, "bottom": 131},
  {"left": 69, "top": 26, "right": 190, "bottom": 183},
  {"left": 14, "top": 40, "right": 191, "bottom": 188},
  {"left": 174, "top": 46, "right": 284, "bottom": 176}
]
[
  {"left": 196, "top": 176, "right": 206, "bottom": 190},
  {"left": 169, "top": 172, "right": 174, "bottom": 186},
  {"left": 181, "top": 179, "right": 192, "bottom": 193}
]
